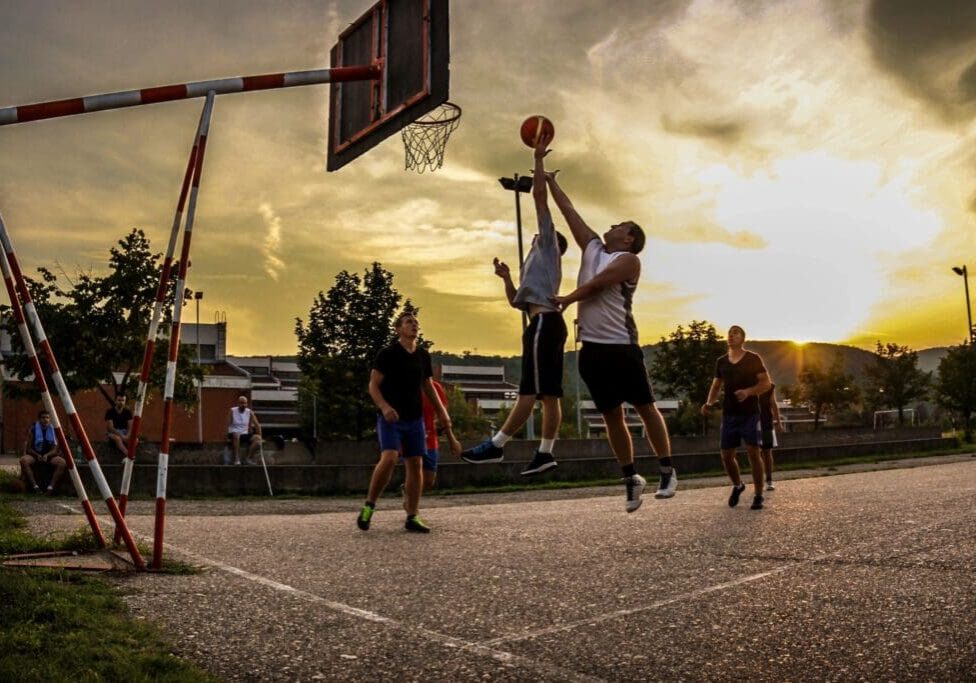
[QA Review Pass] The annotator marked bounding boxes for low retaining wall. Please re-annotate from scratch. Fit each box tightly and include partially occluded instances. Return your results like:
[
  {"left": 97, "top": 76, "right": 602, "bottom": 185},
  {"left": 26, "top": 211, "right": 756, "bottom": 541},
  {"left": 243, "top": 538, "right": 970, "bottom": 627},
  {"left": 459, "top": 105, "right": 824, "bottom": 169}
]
[{"left": 74, "top": 436, "right": 957, "bottom": 497}]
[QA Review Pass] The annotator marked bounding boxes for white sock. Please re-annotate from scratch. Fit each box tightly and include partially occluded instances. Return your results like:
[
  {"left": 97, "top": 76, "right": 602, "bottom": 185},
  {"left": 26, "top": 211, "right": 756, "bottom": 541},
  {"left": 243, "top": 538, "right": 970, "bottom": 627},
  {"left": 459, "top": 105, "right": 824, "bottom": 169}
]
[
  {"left": 491, "top": 431, "right": 512, "bottom": 448},
  {"left": 539, "top": 438, "right": 555, "bottom": 454}
]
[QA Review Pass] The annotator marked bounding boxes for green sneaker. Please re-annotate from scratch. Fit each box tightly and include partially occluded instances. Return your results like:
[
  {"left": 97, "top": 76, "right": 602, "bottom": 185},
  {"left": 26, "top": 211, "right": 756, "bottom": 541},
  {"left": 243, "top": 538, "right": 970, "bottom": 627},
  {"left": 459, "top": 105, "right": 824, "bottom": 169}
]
[
  {"left": 404, "top": 515, "right": 431, "bottom": 533},
  {"left": 356, "top": 504, "right": 374, "bottom": 531}
]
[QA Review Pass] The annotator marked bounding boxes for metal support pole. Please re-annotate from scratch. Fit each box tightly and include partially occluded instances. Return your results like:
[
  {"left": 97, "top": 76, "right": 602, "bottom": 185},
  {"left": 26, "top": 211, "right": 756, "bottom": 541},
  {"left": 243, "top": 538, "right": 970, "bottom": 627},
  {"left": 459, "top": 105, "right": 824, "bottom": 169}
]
[
  {"left": 153, "top": 90, "right": 216, "bottom": 570},
  {"left": 195, "top": 291, "right": 203, "bottom": 443},
  {"left": 575, "top": 319, "right": 582, "bottom": 437}
]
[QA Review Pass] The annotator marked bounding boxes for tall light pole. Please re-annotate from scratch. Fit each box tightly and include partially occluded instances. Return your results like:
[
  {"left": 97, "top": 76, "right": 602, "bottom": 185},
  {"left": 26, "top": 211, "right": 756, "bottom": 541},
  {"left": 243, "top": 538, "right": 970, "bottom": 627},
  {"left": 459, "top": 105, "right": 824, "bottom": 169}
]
[
  {"left": 499, "top": 172, "right": 535, "bottom": 438},
  {"left": 194, "top": 290, "right": 204, "bottom": 442},
  {"left": 952, "top": 265, "right": 974, "bottom": 344}
]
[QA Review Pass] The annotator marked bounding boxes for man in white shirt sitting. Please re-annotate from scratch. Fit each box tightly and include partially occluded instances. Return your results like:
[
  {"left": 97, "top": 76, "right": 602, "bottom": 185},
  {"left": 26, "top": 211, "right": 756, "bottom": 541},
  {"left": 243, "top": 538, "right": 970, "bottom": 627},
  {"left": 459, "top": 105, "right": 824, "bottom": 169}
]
[{"left": 226, "top": 395, "right": 263, "bottom": 465}]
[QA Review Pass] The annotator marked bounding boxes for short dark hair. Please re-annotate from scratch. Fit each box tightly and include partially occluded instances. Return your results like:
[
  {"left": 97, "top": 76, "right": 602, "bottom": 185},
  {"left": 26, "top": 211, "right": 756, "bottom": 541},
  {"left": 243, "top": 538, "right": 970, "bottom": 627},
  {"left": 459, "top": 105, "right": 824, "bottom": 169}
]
[
  {"left": 625, "top": 222, "right": 646, "bottom": 254},
  {"left": 38, "top": 410, "right": 50, "bottom": 419},
  {"left": 729, "top": 325, "right": 746, "bottom": 339},
  {"left": 556, "top": 231, "right": 568, "bottom": 255},
  {"left": 394, "top": 311, "right": 417, "bottom": 328}
]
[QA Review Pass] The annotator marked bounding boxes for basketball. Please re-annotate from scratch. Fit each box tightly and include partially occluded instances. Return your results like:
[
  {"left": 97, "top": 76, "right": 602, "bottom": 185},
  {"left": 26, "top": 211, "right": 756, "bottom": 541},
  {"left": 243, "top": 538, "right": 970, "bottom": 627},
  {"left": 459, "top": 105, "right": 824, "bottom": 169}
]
[{"left": 520, "top": 115, "right": 555, "bottom": 148}]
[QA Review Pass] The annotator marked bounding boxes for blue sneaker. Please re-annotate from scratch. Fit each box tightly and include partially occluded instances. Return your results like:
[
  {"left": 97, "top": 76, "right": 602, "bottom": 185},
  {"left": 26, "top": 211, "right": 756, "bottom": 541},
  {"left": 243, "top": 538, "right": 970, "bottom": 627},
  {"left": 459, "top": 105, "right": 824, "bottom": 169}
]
[{"left": 461, "top": 439, "right": 504, "bottom": 464}]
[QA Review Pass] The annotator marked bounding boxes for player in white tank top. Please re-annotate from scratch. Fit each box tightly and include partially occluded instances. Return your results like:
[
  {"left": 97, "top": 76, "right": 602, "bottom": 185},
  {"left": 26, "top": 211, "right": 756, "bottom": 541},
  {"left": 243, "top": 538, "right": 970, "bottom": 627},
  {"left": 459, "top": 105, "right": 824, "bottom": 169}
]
[{"left": 545, "top": 170, "right": 677, "bottom": 510}]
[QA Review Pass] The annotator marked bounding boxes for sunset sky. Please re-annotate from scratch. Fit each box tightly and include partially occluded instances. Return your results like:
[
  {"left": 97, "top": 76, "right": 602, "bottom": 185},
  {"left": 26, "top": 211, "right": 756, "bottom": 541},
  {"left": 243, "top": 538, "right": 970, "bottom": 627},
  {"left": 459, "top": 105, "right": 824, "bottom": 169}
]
[{"left": 1, "top": 0, "right": 975, "bottom": 356}]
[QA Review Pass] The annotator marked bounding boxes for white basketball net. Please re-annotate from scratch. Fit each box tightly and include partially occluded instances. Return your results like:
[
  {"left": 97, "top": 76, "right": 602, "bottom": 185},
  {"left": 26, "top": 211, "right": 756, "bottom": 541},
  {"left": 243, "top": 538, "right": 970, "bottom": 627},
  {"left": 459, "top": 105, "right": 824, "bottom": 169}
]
[{"left": 401, "top": 102, "right": 461, "bottom": 173}]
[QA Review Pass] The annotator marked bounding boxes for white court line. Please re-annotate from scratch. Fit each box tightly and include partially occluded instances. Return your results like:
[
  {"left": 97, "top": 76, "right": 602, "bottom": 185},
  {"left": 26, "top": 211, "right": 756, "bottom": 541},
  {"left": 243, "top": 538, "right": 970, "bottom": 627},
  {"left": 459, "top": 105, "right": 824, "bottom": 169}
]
[
  {"left": 56, "top": 503, "right": 605, "bottom": 683},
  {"left": 57, "top": 498, "right": 974, "bottom": 677}
]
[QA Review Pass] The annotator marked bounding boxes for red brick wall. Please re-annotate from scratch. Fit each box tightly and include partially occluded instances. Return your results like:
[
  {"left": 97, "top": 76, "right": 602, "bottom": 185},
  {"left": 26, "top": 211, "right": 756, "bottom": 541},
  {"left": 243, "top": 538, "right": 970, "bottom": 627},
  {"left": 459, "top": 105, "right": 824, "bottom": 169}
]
[{"left": 3, "top": 383, "right": 246, "bottom": 454}]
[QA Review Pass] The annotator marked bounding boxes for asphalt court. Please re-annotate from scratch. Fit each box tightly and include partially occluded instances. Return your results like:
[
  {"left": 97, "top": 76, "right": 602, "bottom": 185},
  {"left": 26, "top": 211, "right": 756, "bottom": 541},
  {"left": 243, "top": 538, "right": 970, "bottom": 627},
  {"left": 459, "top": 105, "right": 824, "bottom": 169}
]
[{"left": 36, "top": 457, "right": 976, "bottom": 680}]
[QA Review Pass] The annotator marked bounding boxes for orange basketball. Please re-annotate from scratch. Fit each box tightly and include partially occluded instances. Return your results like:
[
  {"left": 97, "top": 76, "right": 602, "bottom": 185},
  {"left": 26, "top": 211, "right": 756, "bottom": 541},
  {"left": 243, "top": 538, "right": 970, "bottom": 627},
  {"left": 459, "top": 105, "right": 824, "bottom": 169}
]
[{"left": 520, "top": 115, "right": 555, "bottom": 148}]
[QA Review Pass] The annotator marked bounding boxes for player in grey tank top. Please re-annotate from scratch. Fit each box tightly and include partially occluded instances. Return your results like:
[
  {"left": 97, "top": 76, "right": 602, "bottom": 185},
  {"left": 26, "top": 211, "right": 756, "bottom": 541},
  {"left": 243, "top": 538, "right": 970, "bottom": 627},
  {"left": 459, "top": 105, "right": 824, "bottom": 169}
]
[{"left": 461, "top": 129, "right": 570, "bottom": 476}]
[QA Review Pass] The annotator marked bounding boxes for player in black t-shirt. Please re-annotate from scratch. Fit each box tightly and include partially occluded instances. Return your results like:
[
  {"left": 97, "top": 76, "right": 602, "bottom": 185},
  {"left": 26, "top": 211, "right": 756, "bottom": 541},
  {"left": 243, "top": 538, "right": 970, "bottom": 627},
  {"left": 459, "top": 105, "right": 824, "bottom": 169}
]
[
  {"left": 701, "top": 325, "right": 772, "bottom": 510},
  {"left": 356, "top": 312, "right": 455, "bottom": 534},
  {"left": 105, "top": 393, "right": 134, "bottom": 459}
]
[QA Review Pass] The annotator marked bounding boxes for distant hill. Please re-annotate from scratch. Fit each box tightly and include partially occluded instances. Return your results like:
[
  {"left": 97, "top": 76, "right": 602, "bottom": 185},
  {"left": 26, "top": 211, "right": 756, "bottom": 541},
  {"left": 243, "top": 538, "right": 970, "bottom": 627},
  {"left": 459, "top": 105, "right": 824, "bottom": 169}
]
[{"left": 432, "top": 342, "right": 950, "bottom": 395}]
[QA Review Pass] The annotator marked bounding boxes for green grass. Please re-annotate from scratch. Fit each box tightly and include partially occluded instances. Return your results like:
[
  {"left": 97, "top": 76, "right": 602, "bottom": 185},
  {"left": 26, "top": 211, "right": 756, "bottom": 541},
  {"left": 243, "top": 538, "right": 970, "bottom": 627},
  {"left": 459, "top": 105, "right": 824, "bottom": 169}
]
[{"left": 0, "top": 491, "right": 215, "bottom": 682}]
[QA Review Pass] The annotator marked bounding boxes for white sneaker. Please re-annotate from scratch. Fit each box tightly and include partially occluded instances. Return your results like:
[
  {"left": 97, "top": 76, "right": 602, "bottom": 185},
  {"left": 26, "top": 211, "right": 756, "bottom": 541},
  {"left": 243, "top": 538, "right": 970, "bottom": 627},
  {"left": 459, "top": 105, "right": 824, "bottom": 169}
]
[
  {"left": 655, "top": 469, "right": 678, "bottom": 499},
  {"left": 623, "top": 474, "right": 646, "bottom": 513},
  {"left": 765, "top": 481, "right": 776, "bottom": 491}
]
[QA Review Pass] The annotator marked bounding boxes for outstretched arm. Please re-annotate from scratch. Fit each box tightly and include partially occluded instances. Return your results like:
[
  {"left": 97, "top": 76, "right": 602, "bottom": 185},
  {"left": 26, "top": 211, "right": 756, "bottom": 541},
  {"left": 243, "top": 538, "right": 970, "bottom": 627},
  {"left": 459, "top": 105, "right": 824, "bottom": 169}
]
[
  {"left": 532, "top": 131, "right": 555, "bottom": 243},
  {"left": 547, "top": 171, "right": 599, "bottom": 250},
  {"left": 493, "top": 258, "right": 518, "bottom": 307},
  {"left": 551, "top": 252, "right": 640, "bottom": 310}
]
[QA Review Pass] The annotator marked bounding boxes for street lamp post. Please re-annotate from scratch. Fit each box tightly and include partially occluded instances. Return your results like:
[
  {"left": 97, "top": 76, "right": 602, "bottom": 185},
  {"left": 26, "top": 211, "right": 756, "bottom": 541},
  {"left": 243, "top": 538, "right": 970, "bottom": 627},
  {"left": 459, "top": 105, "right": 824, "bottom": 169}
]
[
  {"left": 498, "top": 173, "right": 534, "bottom": 332},
  {"left": 194, "top": 290, "right": 204, "bottom": 442},
  {"left": 952, "top": 265, "right": 974, "bottom": 344},
  {"left": 499, "top": 172, "right": 536, "bottom": 439}
]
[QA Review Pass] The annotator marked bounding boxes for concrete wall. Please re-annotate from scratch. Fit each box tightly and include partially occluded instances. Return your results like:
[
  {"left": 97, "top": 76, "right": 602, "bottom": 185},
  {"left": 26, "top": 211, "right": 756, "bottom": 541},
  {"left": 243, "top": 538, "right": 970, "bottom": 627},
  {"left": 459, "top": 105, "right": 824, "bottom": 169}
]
[
  {"left": 69, "top": 433, "right": 957, "bottom": 497},
  {"left": 3, "top": 384, "right": 248, "bottom": 454}
]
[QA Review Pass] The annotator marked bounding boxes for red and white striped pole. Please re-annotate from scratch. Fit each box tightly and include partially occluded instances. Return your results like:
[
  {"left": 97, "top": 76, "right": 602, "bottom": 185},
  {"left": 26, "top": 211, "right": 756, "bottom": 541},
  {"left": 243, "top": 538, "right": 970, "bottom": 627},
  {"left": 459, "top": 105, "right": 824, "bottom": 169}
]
[
  {"left": 0, "top": 65, "right": 378, "bottom": 126},
  {"left": 116, "top": 100, "right": 209, "bottom": 541},
  {"left": 0, "top": 219, "right": 146, "bottom": 570},
  {"left": 152, "top": 91, "right": 215, "bottom": 570},
  {"left": 0, "top": 222, "right": 106, "bottom": 547}
]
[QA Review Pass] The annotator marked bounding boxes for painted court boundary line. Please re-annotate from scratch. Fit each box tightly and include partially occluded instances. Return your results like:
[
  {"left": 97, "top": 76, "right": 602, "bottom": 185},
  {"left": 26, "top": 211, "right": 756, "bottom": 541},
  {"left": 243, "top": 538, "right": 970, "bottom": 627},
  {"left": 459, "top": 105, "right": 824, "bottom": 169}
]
[
  {"left": 55, "top": 494, "right": 973, "bottom": 680},
  {"left": 57, "top": 503, "right": 604, "bottom": 683}
]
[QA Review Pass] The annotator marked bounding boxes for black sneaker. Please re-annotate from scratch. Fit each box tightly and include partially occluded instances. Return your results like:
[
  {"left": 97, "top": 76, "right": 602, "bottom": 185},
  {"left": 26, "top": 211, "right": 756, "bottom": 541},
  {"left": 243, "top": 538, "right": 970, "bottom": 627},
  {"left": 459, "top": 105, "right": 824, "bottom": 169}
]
[
  {"left": 728, "top": 483, "right": 746, "bottom": 507},
  {"left": 356, "top": 504, "right": 374, "bottom": 531},
  {"left": 521, "top": 451, "right": 557, "bottom": 476},
  {"left": 404, "top": 515, "right": 431, "bottom": 533},
  {"left": 751, "top": 494, "right": 764, "bottom": 510},
  {"left": 461, "top": 438, "right": 504, "bottom": 464}
]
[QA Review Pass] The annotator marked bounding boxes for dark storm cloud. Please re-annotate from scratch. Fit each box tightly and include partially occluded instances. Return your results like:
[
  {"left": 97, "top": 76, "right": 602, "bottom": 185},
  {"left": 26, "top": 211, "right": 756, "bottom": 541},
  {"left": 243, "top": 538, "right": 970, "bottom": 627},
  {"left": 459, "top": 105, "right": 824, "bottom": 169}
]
[
  {"left": 660, "top": 113, "right": 748, "bottom": 147},
  {"left": 866, "top": 0, "right": 976, "bottom": 121}
]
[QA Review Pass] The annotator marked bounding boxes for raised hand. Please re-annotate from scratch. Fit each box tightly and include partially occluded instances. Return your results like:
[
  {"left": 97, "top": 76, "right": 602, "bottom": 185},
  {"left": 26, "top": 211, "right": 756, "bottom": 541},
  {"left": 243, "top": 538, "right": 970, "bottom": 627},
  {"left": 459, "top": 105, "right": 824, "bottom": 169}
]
[{"left": 493, "top": 257, "right": 511, "bottom": 279}]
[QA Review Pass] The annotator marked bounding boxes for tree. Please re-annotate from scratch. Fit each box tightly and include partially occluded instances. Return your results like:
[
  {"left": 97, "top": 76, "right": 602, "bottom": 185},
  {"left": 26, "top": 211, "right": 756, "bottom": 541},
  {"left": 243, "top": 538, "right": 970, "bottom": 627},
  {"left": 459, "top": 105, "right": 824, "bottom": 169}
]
[
  {"left": 862, "top": 342, "right": 930, "bottom": 425},
  {"left": 444, "top": 384, "right": 490, "bottom": 439},
  {"left": 796, "top": 353, "right": 860, "bottom": 429},
  {"left": 1, "top": 228, "right": 202, "bottom": 409},
  {"left": 649, "top": 320, "right": 726, "bottom": 434},
  {"left": 935, "top": 343, "right": 976, "bottom": 442},
  {"left": 295, "top": 262, "right": 426, "bottom": 441}
]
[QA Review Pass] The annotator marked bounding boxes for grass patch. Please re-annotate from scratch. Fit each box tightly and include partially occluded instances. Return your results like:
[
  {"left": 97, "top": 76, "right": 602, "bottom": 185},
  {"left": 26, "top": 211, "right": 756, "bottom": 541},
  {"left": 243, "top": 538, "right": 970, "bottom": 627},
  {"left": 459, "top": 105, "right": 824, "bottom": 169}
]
[{"left": 0, "top": 496, "right": 214, "bottom": 682}]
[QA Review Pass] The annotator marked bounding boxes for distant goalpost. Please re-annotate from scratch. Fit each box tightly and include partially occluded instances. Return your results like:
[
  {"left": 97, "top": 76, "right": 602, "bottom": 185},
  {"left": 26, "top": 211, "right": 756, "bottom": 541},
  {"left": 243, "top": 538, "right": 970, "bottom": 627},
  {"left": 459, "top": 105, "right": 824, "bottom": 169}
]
[{"left": 873, "top": 409, "right": 917, "bottom": 429}]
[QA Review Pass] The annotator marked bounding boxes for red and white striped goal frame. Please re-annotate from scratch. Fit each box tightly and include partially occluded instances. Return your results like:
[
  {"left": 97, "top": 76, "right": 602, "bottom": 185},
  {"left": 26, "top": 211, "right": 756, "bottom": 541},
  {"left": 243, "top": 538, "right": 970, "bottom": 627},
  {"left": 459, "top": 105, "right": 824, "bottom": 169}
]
[{"left": 0, "top": 66, "right": 379, "bottom": 127}]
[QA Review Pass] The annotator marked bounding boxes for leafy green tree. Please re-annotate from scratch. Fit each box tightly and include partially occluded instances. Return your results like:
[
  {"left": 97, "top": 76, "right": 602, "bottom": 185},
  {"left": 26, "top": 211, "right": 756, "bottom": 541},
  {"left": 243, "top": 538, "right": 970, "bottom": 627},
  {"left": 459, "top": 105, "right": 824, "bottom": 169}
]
[
  {"left": 444, "top": 384, "right": 490, "bottom": 440},
  {"left": 935, "top": 343, "right": 976, "bottom": 442},
  {"left": 862, "top": 342, "right": 930, "bottom": 425},
  {"left": 650, "top": 320, "right": 726, "bottom": 434},
  {"left": 295, "top": 262, "right": 427, "bottom": 441},
  {"left": 796, "top": 353, "right": 860, "bottom": 429},
  {"left": 1, "top": 229, "right": 202, "bottom": 408}
]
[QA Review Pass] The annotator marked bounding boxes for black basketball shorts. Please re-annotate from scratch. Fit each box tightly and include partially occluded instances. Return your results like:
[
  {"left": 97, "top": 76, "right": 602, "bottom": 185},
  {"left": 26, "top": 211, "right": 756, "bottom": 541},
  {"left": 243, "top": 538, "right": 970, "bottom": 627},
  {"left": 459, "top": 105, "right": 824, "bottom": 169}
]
[
  {"left": 519, "top": 311, "right": 568, "bottom": 397},
  {"left": 579, "top": 341, "right": 655, "bottom": 413}
]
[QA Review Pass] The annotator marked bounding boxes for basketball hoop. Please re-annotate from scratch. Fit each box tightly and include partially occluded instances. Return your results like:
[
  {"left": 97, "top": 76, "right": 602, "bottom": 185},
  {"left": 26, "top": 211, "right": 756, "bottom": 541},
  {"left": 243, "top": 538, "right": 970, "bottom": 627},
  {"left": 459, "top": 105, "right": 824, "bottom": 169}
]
[{"left": 401, "top": 102, "right": 461, "bottom": 173}]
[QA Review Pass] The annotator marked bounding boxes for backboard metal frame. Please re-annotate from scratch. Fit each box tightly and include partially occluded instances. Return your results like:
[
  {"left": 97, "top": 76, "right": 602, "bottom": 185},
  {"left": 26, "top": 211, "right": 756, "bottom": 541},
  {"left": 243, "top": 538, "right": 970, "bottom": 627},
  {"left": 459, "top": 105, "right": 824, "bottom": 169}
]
[{"left": 326, "top": 0, "right": 450, "bottom": 171}]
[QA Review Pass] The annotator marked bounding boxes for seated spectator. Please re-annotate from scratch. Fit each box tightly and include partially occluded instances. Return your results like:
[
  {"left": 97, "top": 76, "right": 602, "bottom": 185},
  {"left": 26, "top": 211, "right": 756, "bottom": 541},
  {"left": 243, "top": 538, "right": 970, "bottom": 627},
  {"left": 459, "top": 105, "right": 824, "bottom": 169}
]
[
  {"left": 105, "top": 393, "right": 133, "bottom": 459},
  {"left": 226, "top": 395, "right": 262, "bottom": 465},
  {"left": 20, "top": 409, "right": 66, "bottom": 495}
]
